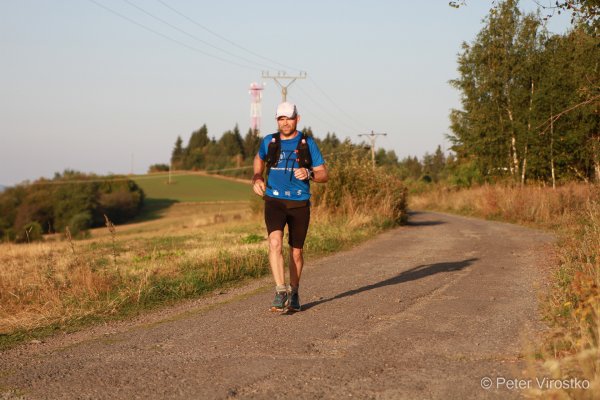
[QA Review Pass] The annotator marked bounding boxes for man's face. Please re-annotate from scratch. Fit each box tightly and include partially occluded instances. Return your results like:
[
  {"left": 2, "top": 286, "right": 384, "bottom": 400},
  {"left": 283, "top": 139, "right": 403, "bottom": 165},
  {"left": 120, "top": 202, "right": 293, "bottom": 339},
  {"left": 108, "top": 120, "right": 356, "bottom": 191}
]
[{"left": 277, "top": 115, "right": 300, "bottom": 137}]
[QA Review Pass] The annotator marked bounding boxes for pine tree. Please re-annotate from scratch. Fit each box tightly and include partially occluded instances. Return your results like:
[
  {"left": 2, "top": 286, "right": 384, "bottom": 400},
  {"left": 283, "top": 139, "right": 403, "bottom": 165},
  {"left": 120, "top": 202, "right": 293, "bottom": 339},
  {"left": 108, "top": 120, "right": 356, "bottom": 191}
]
[
  {"left": 187, "top": 124, "right": 209, "bottom": 150},
  {"left": 243, "top": 128, "right": 261, "bottom": 161},
  {"left": 171, "top": 136, "right": 184, "bottom": 169}
]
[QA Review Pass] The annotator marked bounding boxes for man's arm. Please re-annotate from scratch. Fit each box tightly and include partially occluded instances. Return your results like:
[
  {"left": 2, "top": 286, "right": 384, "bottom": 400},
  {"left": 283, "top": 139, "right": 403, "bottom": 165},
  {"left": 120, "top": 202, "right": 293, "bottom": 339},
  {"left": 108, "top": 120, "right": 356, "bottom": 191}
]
[
  {"left": 293, "top": 164, "right": 328, "bottom": 183},
  {"left": 252, "top": 154, "right": 266, "bottom": 196},
  {"left": 312, "top": 164, "right": 328, "bottom": 183}
]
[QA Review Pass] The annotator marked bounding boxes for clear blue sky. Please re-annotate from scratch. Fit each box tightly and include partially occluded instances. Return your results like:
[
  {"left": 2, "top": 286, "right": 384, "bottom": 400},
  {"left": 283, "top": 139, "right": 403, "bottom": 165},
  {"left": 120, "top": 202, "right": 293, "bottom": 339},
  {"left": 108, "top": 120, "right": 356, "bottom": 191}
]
[{"left": 0, "top": 0, "right": 570, "bottom": 186}]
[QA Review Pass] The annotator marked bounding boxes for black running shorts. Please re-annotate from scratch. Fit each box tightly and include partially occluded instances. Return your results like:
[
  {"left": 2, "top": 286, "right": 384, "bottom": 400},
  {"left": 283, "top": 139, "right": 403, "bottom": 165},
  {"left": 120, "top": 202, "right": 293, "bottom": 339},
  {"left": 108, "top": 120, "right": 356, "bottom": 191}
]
[{"left": 264, "top": 196, "right": 311, "bottom": 248}]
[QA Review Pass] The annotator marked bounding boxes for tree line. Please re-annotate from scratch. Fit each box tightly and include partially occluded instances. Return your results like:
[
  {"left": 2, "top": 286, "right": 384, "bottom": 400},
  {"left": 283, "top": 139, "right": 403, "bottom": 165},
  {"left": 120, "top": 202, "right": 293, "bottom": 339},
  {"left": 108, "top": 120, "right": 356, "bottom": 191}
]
[
  {"left": 449, "top": 0, "right": 599, "bottom": 185},
  {"left": 156, "top": 122, "right": 461, "bottom": 185},
  {"left": 153, "top": 125, "right": 374, "bottom": 178}
]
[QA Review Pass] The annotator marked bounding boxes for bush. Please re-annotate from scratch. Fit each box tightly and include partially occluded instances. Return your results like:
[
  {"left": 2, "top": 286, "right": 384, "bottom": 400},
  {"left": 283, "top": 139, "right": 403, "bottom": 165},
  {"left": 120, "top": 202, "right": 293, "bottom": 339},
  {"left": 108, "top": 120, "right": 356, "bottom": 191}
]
[
  {"left": 68, "top": 212, "right": 92, "bottom": 238},
  {"left": 148, "top": 164, "right": 169, "bottom": 173},
  {"left": 312, "top": 145, "right": 408, "bottom": 224},
  {"left": 98, "top": 190, "right": 143, "bottom": 223},
  {"left": 447, "top": 160, "right": 484, "bottom": 188},
  {"left": 18, "top": 221, "right": 43, "bottom": 243}
]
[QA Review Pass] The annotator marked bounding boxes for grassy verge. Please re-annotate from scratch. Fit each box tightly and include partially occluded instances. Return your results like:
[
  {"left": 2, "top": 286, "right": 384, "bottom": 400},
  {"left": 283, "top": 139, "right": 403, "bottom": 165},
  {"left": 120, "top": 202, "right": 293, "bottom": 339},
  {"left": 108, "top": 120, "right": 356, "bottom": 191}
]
[
  {"left": 411, "top": 183, "right": 599, "bottom": 398},
  {"left": 1, "top": 149, "right": 408, "bottom": 350},
  {"left": 0, "top": 204, "right": 394, "bottom": 350}
]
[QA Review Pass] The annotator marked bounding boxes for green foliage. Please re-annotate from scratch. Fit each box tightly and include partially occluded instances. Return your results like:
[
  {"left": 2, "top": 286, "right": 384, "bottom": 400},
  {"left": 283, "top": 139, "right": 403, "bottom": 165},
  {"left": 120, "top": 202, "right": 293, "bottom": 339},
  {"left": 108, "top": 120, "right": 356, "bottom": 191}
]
[
  {"left": 148, "top": 164, "right": 169, "bottom": 173},
  {"left": 171, "top": 123, "right": 351, "bottom": 180},
  {"left": 449, "top": 0, "right": 599, "bottom": 184},
  {"left": 0, "top": 171, "right": 145, "bottom": 242},
  {"left": 243, "top": 128, "right": 261, "bottom": 161},
  {"left": 375, "top": 148, "right": 399, "bottom": 167},
  {"left": 450, "top": 1, "right": 599, "bottom": 32},
  {"left": 447, "top": 159, "right": 484, "bottom": 188},
  {"left": 397, "top": 156, "right": 423, "bottom": 181},
  {"left": 68, "top": 212, "right": 92, "bottom": 238},
  {"left": 53, "top": 181, "right": 97, "bottom": 232},
  {"left": 98, "top": 190, "right": 142, "bottom": 224},
  {"left": 171, "top": 136, "right": 184, "bottom": 170},
  {"left": 312, "top": 143, "right": 408, "bottom": 224},
  {"left": 240, "top": 233, "right": 264, "bottom": 244},
  {"left": 18, "top": 221, "right": 43, "bottom": 243}
]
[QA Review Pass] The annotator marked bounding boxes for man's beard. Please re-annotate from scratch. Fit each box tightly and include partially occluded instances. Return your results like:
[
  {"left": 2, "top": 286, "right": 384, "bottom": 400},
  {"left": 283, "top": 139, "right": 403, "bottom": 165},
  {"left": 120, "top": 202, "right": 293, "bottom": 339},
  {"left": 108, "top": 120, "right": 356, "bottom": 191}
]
[{"left": 280, "top": 127, "right": 297, "bottom": 137}]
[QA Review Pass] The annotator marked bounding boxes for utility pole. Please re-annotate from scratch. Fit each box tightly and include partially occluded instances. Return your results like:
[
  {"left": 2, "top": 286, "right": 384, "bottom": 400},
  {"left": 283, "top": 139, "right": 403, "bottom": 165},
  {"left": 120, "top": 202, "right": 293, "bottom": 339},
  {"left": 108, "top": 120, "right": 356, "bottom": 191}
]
[
  {"left": 261, "top": 71, "right": 307, "bottom": 102},
  {"left": 358, "top": 131, "right": 387, "bottom": 167}
]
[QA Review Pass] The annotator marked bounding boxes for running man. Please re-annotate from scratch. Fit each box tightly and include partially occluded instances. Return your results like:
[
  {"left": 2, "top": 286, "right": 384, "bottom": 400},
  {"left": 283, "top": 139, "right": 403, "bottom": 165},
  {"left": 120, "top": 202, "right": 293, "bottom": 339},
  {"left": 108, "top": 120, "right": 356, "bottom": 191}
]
[{"left": 252, "top": 102, "right": 328, "bottom": 312}]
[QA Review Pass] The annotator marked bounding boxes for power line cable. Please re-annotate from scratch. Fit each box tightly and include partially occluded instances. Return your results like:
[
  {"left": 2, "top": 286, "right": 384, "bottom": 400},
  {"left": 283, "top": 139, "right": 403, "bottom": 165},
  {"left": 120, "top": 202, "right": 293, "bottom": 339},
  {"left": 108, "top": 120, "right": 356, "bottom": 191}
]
[
  {"left": 286, "top": 94, "right": 345, "bottom": 136},
  {"left": 149, "top": 1, "right": 371, "bottom": 131},
  {"left": 155, "top": 0, "right": 298, "bottom": 72},
  {"left": 87, "top": 0, "right": 257, "bottom": 70},
  {"left": 307, "top": 77, "right": 371, "bottom": 131},
  {"left": 120, "top": 0, "right": 275, "bottom": 70},
  {"left": 292, "top": 86, "right": 364, "bottom": 135}
]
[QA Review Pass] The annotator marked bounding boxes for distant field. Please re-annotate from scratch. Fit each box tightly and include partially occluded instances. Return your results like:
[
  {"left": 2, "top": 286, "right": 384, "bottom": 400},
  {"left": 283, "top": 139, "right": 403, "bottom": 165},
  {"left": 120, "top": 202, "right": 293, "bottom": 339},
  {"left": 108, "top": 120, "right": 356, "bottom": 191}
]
[{"left": 133, "top": 173, "right": 251, "bottom": 202}]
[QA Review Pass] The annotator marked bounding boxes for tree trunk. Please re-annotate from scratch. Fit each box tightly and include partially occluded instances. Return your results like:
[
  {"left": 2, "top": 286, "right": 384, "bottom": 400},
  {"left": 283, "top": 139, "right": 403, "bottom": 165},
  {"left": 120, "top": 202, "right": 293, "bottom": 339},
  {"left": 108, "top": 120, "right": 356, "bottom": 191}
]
[
  {"left": 521, "top": 145, "right": 528, "bottom": 186},
  {"left": 550, "top": 107, "right": 556, "bottom": 189},
  {"left": 507, "top": 106, "right": 520, "bottom": 179},
  {"left": 496, "top": 101, "right": 512, "bottom": 175},
  {"left": 593, "top": 136, "right": 600, "bottom": 183},
  {"left": 522, "top": 80, "right": 534, "bottom": 186}
]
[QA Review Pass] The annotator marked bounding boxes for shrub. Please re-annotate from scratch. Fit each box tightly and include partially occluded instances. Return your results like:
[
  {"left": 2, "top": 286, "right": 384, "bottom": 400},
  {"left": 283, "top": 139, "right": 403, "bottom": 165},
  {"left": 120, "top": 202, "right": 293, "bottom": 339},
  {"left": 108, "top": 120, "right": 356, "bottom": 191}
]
[
  {"left": 98, "top": 189, "right": 143, "bottom": 223},
  {"left": 17, "top": 221, "right": 43, "bottom": 243},
  {"left": 148, "top": 164, "right": 169, "bottom": 173},
  {"left": 312, "top": 145, "right": 408, "bottom": 224},
  {"left": 68, "top": 212, "right": 92, "bottom": 238}
]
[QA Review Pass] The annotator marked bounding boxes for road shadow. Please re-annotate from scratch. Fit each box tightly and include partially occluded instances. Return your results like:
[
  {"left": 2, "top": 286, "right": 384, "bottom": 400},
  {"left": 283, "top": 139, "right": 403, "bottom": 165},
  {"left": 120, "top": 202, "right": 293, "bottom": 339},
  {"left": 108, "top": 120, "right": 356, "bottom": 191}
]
[
  {"left": 301, "top": 258, "right": 478, "bottom": 311},
  {"left": 406, "top": 210, "right": 446, "bottom": 227}
]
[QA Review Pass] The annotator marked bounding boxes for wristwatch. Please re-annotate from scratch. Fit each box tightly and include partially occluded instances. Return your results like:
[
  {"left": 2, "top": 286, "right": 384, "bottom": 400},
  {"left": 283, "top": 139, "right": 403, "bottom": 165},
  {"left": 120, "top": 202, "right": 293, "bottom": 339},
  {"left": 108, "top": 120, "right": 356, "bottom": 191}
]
[{"left": 306, "top": 168, "right": 314, "bottom": 180}]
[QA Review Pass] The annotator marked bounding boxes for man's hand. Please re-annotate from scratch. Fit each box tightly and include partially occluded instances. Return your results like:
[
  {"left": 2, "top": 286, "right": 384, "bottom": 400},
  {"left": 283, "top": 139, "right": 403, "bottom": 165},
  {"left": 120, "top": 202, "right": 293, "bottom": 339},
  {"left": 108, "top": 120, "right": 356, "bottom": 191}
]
[
  {"left": 253, "top": 177, "right": 266, "bottom": 197},
  {"left": 294, "top": 168, "right": 311, "bottom": 181}
]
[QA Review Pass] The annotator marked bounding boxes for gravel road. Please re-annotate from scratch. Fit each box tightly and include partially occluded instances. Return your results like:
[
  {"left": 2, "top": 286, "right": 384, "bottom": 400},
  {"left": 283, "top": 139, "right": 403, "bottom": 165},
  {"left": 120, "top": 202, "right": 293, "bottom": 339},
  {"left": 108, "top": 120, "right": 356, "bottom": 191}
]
[{"left": 0, "top": 211, "right": 554, "bottom": 399}]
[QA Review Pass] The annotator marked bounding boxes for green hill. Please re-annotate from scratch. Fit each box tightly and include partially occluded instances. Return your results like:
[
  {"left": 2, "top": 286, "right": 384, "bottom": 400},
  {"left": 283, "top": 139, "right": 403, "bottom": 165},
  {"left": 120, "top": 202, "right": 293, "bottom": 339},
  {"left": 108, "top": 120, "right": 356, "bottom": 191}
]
[{"left": 132, "top": 173, "right": 251, "bottom": 203}]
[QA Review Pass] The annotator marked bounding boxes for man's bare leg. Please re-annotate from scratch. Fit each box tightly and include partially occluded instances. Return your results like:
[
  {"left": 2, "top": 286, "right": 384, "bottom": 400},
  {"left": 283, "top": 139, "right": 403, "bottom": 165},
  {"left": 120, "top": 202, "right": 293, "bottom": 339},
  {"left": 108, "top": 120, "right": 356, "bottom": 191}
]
[
  {"left": 289, "top": 246, "right": 304, "bottom": 288},
  {"left": 268, "top": 230, "right": 285, "bottom": 286},
  {"left": 288, "top": 246, "right": 304, "bottom": 311}
]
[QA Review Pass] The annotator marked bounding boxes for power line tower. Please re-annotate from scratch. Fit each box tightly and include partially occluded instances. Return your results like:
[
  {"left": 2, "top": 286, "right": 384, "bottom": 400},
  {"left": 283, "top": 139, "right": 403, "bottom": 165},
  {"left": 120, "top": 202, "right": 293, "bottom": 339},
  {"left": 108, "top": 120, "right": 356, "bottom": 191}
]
[
  {"left": 249, "top": 82, "right": 264, "bottom": 135},
  {"left": 261, "top": 71, "right": 307, "bottom": 102},
  {"left": 358, "top": 131, "right": 387, "bottom": 167}
]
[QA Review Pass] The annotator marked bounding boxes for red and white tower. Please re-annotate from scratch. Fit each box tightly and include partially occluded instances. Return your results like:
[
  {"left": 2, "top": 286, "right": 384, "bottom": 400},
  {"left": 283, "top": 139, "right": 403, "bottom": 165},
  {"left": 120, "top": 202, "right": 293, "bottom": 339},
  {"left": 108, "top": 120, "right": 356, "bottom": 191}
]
[{"left": 249, "top": 82, "right": 263, "bottom": 135}]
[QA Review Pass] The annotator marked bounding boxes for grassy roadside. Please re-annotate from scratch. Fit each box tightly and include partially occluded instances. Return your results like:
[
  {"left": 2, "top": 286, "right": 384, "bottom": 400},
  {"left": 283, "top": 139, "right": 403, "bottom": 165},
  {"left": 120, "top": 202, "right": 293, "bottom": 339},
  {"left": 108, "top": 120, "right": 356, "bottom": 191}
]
[
  {"left": 411, "top": 183, "right": 599, "bottom": 398},
  {"left": 0, "top": 148, "right": 408, "bottom": 351},
  {"left": 0, "top": 204, "right": 395, "bottom": 351}
]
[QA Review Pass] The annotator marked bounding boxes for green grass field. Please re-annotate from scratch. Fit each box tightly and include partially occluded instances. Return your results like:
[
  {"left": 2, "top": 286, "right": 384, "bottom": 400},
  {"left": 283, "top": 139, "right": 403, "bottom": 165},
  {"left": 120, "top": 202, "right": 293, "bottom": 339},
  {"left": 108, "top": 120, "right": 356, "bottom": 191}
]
[{"left": 133, "top": 173, "right": 252, "bottom": 203}]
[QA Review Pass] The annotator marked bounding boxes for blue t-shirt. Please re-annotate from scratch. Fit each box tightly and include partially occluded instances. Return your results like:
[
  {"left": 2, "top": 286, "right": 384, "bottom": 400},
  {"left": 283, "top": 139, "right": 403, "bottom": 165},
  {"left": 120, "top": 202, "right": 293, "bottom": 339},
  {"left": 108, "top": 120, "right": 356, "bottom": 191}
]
[{"left": 258, "top": 131, "right": 325, "bottom": 201}]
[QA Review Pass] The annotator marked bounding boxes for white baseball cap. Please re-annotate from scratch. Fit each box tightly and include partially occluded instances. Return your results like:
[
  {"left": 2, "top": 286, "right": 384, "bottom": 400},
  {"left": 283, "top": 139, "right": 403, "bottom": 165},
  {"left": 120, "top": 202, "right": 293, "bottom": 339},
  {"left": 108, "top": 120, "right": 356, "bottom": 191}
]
[{"left": 276, "top": 102, "right": 298, "bottom": 119}]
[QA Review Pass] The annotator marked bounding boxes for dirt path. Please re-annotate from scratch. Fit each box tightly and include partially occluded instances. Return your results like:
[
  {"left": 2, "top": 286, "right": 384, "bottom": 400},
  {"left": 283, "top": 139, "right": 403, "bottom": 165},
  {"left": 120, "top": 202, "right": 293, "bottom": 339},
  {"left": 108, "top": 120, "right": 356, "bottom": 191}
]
[{"left": 0, "top": 211, "right": 554, "bottom": 399}]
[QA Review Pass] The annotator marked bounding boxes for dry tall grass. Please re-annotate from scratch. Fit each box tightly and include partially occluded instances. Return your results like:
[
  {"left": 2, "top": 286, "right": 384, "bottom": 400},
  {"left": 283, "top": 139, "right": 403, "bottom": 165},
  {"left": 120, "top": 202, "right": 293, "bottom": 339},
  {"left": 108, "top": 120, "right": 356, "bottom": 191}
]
[
  {"left": 412, "top": 183, "right": 600, "bottom": 398},
  {"left": 410, "top": 183, "right": 594, "bottom": 228},
  {"left": 0, "top": 204, "right": 268, "bottom": 338},
  {"left": 312, "top": 147, "right": 408, "bottom": 225},
  {"left": 0, "top": 169, "right": 408, "bottom": 347}
]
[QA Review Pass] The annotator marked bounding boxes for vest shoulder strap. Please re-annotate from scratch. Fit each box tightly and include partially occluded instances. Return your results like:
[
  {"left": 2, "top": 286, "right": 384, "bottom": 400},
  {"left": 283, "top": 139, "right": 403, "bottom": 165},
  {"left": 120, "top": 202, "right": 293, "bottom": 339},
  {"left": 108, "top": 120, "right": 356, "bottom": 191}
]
[
  {"left": 265, "top": 133, "right": 281, "bottom": 175},
  {"left": 295, "top": 133, "right": 313, "bottom": 169}
]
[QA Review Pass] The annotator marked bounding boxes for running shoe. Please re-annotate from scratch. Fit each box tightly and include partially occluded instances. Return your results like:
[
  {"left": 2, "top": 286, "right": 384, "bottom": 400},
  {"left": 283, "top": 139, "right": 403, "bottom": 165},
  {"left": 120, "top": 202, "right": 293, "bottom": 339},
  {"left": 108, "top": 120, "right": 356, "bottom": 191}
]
[
  {"left": 287, "top": 291, "right": 301, "bottom": 312},
  {"left": 270, "top": 291, "right": 288, "bottom": 312}
]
